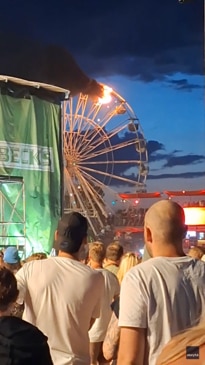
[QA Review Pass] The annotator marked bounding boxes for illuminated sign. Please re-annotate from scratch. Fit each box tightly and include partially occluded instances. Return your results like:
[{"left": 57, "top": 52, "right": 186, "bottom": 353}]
[{"left": 183, "top": 207, "right": 205, "bottom": 226}]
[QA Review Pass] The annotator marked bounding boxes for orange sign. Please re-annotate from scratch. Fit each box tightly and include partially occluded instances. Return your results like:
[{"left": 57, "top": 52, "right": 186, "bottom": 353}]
[{"left": 183, "top": 207, "right": 205, "bottom": 226}]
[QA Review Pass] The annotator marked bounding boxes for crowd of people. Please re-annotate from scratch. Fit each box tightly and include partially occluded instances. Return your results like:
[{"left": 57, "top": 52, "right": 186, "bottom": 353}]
[
  {"left": 0, "top": 200, "right": 205, "bottom": 364},
  {"left": 110, "top": 207, "right": 146, "bottom": 227},
  {"left": 102, "top": 199, "right": 205, "bottom": 230}
]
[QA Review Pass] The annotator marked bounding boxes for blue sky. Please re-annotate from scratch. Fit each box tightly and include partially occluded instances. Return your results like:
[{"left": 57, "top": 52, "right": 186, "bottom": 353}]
[
  {"left": 99, "top": 72, "right": 204, "bottom": 192},
  {"left": 0, "top": 0, "right": 204, "bottom": 195}
]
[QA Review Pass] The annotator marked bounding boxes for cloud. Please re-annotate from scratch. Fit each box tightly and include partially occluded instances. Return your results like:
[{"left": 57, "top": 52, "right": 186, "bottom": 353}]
[
  {"left": 166, "top": 78, "right": 203, "bottom": 92},
  {"left": 0, "top": 0, "right": 203, "bottom": 83},
  {"left": 163, "top": 154, "right": 205, "bottom": 168},
  {"left": 117, "top": 170, "right": 205, "bottom": 184},
  {"left": 147, "top": 171, "right": 205, "bottom": 180},
  {"left": 147, "top": 144, "right": 205, "bottom": 168},
  {"left": 147, "top": 140, "right": 165, "bottom": 155},
  {"left": 81, "top": 130, "right": 205, "bottom": 187},
  {"left": 0, "top": 33, "right": 104, "bottom": 97}
]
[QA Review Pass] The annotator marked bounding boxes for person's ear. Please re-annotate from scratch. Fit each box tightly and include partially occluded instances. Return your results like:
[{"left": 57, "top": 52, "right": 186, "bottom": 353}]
[
  {"left": 144, "top": 226, "right": 152, "bottom": 243},
  {"left": 54, "top": 230, "right": 58, "bottom": 241},
  {"left": 82, "top": 236, "right": 87, "bottom": 245}
]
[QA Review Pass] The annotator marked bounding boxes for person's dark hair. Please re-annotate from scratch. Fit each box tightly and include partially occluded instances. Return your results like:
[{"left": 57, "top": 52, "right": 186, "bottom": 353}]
[
  {"left": 57, "top": 212, "right": 88, "bottom": 254},
  {"left": 0, "top": 267, "right": 19, "bottom": 312},
  {"left": 105, "top": 243, "right": 124, "bottom": 262},
  {"left": 3, "top": 262, "right": 22, "bottom": 274}
]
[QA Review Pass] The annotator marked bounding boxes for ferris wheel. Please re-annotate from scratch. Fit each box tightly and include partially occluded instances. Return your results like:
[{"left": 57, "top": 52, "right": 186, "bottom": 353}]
[{"left": 62, "top": 85, "right": 149, "bottom": 235}]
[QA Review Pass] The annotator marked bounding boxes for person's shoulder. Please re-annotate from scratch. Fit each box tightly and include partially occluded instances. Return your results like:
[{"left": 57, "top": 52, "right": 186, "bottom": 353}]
[
  {"left": 101, "top": 268, "right": 117, "bottom": 278},
  {"left": 20, "top": 257, "right": 48, "bottom": 270},
  {"left": 0, "top": 316, "right": 46, "bottom": 341},
  {"left": 191, "top": 257, "right": 205, "bottom": 274},
  {"left": 80, "top": 262, "right": 104, "bottom": 280},
  {"left": 128, "top": 257, "right": 158, "bottom": 272},
  {"left": 101, "top": 268, "right": 119, "bottom": 283},
  {"left": 123, "top": 257, "right": 163, "bottom": 282}
]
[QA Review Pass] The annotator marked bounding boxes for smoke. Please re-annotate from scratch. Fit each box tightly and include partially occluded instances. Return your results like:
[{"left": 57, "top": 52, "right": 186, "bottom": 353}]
[{"left": 0, "top": 33, "right": 104, "bottom": 97}]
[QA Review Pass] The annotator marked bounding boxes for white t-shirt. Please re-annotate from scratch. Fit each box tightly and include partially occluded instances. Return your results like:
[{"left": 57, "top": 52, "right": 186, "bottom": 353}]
[
  {"left": 16, "top": 257, "right": 104, "bottom": 365},
  {"left": 89, "top": 268, "right": 120, "bottom": 342},
  {"left": 119, "top": 256, "right": 205, "bottom": 365}
]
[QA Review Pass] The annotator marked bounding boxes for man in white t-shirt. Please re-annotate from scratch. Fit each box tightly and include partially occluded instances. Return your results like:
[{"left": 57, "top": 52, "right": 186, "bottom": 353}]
[
  {"left": 117, "top": 200, "right": 205, "bottom": 365},
  {"left": 16, "top": 212, "right": 104, "bottom": 365},
  {"left": 88, "top": 242, "right": 120, "bottom": 365}
]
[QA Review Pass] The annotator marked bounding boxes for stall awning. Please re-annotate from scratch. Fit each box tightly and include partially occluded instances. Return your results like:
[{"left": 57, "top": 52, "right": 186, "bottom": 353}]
[
  {"left": 164, "top": 190, "right": 205, "bottom": 197},
  {"left": 119, "top": 192, "right": 161, "bottom": 199}
]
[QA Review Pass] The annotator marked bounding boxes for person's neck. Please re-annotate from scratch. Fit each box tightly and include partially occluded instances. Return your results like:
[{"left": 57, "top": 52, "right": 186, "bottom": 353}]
[
  {"left": 152, "top": 243, "right": 186, "bottom": 258},
  {"left": 58, "top": 250, "right": 79, "bottom": 261},
  {"left": 104, "top": 259, "right": 118, "bottom": 267},
  {"left": 0, "top": 308, "right": 12, "bottom": 317},
  {"left": 89, "top": 261, "right": 103, "bottom": 269}
]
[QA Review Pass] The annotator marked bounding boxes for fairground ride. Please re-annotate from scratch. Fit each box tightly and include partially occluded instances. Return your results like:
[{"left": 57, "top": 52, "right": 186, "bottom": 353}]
[{"left": 63, "top": 85, "right": 149, "bottom": 235}]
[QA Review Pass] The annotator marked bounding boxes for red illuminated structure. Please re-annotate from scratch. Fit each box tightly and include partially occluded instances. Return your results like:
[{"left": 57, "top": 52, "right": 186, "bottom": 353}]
[{"left": 118, "top": 190, "right": 205, "bottom": 248}]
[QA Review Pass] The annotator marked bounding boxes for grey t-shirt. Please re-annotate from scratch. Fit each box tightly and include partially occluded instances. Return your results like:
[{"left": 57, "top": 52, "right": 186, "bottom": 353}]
[{"left": 119, "top": 256, "right": 205, "bottom": 365}]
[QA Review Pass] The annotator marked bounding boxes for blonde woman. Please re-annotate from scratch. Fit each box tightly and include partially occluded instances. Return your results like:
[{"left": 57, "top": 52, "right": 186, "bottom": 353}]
[
  {"left": 157, "top": 320, "right": 205, "bottom": 365},
  {"left": 103, "top": 252, "right": 139, "bottom": 363},
  {"left": 187, "top": 247, "right": 204, "bottom": 260},
  {"left": 117, "top": 252, "right": 140, "bottom": 284}
]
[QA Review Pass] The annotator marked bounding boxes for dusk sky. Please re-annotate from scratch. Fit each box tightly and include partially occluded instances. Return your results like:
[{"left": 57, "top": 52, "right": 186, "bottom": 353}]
[{"left": 0, "top": 0, "right": 204, "bottom": 196}]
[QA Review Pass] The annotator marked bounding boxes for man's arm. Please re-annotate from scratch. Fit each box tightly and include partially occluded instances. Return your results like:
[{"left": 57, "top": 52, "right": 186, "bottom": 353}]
[
  {"left": 90, "top": 272, "right": 105, "bottom": 325},
  {"left": 89, "top": 317, "right": 96, "bottom": 330},
  {"left": 117, "top": 326, "right": 146, "bottom": 365},
  {"left": 15, "top": 266, "right": 27, "bottom": 304},
  {"left": 103, "top": 311, "right": 120, "bottom": 361}
]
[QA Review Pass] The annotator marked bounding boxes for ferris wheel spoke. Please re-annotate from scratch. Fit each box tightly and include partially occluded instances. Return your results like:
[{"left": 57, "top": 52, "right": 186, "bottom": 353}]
[
  {"left": 65, "top": 168, "right": 89, "bottom": 211},
  {"left": 69, "top": 99, "right": 103, "bottom": 153},
  {"left": 79, "top": 120, "right": 128, "bottom": 158},
  {"left": 85, "top": 101, "right": 102, "bottom": 122},
  {"left": 81, "top": 138, "right": 138, "bottom": 161},
  {"left": 75, "top": 169, "right": 106, "bottom": 221},
  {"left": 64, "top": 101, "right": 76, "bottom": 151},
  {"left": 71, "top": 130, "right": 88, "bottom": 154},
  {"left": 64, "top": 132, "right": 73, "bottom": 154},
  {"left": 83, "top": 129, "right": 133, "bottom": 159},
  {"left": 69, "top": 95, "right": 88, "bottom": 148},
  {"left": 72, "top": 96, "right": 101, "bottom": 147},
  {"left": 79, "top": 122, "right": 121, "bottom": 157},
  {"left": 75, "top": 94, "right": 88, "bottom": 118},
  {"left": 81, "top": 169, "right": 106, "bottom": 188},
  {"left": 64, "top": 170, "right": 100, "bottom": 235},
  {"left": 79, "top": 109, "right": 117, "bottom": 154},
  {"left": 97, "top": 107, "right": 121, "bottom": 129},
  {"left": 72, "top": 113, "right": 93, "bottom": 152},
  {"left": 80, "top": 165, "right": 138, "bottom": 185},
  {"left": 79, "top": 115, "right": 140, "bottom": 158},
  {"left": 78, "top": 126, "right": 105, "bottom": 156},
  {"left": 80, "top": 160, "right": 141, "bottom": 165},
  {"left": 78, "top": 127, "right": 109, "bottom": 157},
  {"left": 81, "top": 169, "right": 120, "bottom": 198}
]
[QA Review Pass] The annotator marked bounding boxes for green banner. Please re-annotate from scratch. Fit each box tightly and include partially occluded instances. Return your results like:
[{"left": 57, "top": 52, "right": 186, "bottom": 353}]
[{"left": 0, "top": 93, "right": 62, "bottom": 255}]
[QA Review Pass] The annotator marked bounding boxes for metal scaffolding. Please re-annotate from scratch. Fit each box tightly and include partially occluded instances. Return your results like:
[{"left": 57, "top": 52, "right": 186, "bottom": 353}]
[{"left": 0, "top": 176, "right": 26, "bottom": 258}]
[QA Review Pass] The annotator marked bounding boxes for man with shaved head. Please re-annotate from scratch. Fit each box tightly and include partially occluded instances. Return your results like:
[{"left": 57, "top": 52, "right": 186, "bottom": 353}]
[{"left": 117, "top": 200, "right": 205, "bottom": 365}]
